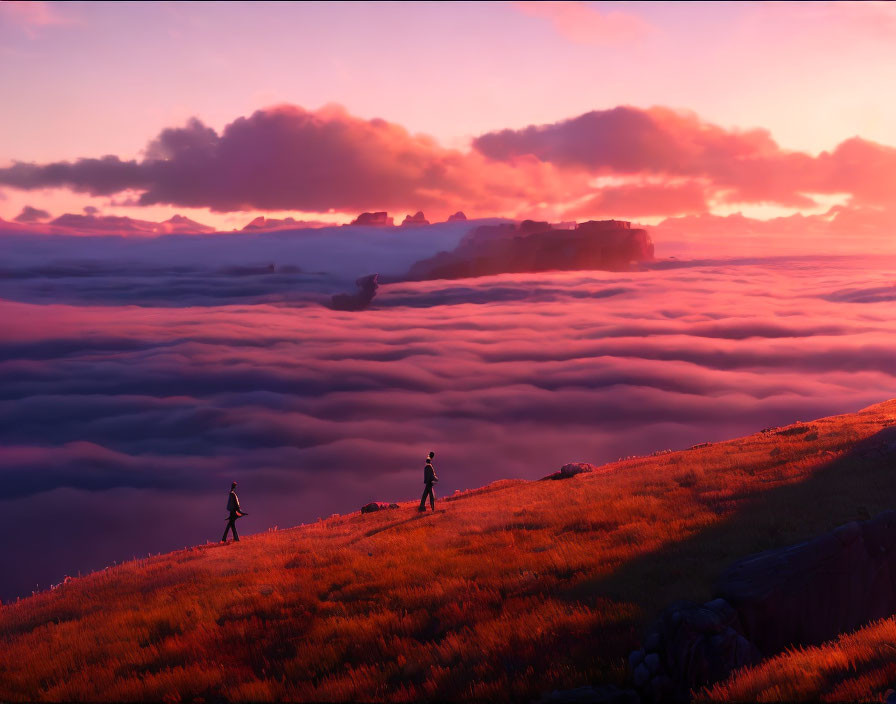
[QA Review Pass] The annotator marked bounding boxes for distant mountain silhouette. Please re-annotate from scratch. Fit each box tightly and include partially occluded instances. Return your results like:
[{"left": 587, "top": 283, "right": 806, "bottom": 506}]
[
  {"left": 400, "top": 211, "right": 430, "bottom": 227},
  {"left": 48, "top": 213, "right": 216, "bottom": 235},
  {"left": 349, "top": 211, "right": 394, "bottom": 227}
]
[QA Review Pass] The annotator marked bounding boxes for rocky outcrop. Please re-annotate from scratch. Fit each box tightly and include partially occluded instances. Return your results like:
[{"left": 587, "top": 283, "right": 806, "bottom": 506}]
[
  {"left": 350, "top": 212, "right": 394, "bottom": 227},
  {"left": 716, "top": 509, "right": 896, "bottom": 655},
  {"left": 519, "top": 219, "right": 552, "bottom": 235},
  {"left": 447, "top": 211, "right": 467, "bottom": 222},
  {"left": 541, "top": 463, "right": 598, "bottom": 481},
  {"left": 360, "top": 502, "right": 399, "bottom": 514},
  {"left": 401, "top": 211, "right": 430, "bottom": 227},
  {"left": 241, "top": 216, "right": 311, "bottom": 232},
  {"left": 49, "top": 213, "right": 217, "bottom": 235},
  {"left": 405, "top": 220, "right": 653, "bottom": 281},
  {"left": 629, "top": 600, "right": 760, "bottom": 703},
  {"left": 330, "top": 274, "right": 379, "bottom": 311},
  {"left": 242, "top": 216, "right": 268, "bottom": 230},
  {"left": 630, "top": 510, "right": 896, "bottom": 702}
]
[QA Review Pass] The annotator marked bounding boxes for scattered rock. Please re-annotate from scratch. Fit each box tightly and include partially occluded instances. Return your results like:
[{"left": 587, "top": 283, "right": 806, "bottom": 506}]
[
  {"left": 360, "top": 502, "right": 400, "bottom": 514},
  {"left": 541, "top": 463, "right": 597, "bottom": 481},
  {"left": 777, "top": 425, "right": 812, "bottom": 436}
]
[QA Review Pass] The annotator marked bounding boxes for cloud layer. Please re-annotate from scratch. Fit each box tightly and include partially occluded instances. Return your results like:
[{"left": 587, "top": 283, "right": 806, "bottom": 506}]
[
  {"left": 0, "top": 105, "right": 577, "bottom": 218},
  {"left": 4, "top": 103, "right": 896, "bottom": 220},
  {"left": 474, "top": 107, "right": 896, "bottom": 212},
  {"left": 2, "top": 231, "right": 896, "bottom": 600}
]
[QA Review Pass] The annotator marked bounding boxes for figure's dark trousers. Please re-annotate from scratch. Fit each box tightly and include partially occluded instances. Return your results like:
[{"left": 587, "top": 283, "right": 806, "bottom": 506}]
[
  {"left": 222, "top": 511, "right": 240, "bottom": 541},
  {"left": 420, "top": 483, "right": 435, "bottom": 511}
]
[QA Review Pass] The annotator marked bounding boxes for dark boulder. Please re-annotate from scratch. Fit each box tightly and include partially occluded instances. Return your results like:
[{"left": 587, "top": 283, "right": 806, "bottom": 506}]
[
  {"left": 632, "top": 599, "right": 760, "bottom": 703},
  {"left": 542, "top": 463, "right": 598, "bottom": 481},
  {"left": 360, "top": 502, "right": 399, "bottom": 514},
  {"left": 447, "top": 211, "right": 467, "bottom": 222}
]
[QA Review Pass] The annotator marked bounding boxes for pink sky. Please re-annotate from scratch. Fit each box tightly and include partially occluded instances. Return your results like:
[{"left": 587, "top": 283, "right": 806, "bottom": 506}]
[{"left": 1, "top": 1, "right": 895, "bottom": 231}]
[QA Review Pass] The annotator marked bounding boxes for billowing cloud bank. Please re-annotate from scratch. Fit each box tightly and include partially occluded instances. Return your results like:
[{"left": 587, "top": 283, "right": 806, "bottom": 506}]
[
  {"left": 474, "top": 106, "right": 896, "bottom": 212},
  {"left": 0, "top": 105, "right": 578, "bottom": 217},
  {"left": 0, "top": 221, "right": 485, "bottom": 306},
  {"left": 3, "top": 104, "right": 896, "bottom": 220},
  {"left": 2, "top": 243, "right": 896, "bottom": 601}
]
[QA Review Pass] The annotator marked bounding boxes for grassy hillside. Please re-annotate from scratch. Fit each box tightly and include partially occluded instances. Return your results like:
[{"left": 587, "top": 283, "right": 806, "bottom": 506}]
[
  {"left": 2, "top": 400, "right": 896, "bottom": 702},
  {"left": 696, "top": 616, "right": 896, "bottom": 702}
]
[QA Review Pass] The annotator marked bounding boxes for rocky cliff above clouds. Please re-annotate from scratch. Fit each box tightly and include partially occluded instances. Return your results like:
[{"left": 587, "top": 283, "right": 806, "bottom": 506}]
[{"left": 404, "top": 219, "right": 654, "bottom": 281}]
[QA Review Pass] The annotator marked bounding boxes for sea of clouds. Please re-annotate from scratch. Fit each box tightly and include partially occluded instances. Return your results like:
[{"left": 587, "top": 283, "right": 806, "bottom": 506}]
[{"left": 2, "top": 223, "right": 896, "bottom": 601}]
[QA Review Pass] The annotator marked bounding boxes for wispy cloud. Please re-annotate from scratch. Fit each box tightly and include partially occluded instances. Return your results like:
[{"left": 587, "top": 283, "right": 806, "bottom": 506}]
[
  {"left": 0, "top": 1, "right": 74, "bottom": 37},
  {"left": 513, "top": 1, "right": 652, "bottom": 44}
]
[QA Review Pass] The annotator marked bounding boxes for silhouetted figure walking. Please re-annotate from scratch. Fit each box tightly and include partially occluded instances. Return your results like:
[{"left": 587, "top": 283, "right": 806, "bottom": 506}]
[
  {"left": 222, "top": 481, "right": 246, "bottom": 542},
  {"left": 419, "top": 452, "right": 438, "bottom": 512}
]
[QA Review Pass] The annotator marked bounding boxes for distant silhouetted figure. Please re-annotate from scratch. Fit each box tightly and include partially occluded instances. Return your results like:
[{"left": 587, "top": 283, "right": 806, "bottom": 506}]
[
  {"left": 419, "top": 452, "right": 438, "bottom": 512},
  {"left": 222, "top": 481, "right": 246, "bottom": 542}
]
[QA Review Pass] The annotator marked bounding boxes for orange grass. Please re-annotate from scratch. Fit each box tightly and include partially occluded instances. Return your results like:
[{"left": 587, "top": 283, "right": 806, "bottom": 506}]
[
  {"left": 696, "top": 617, "right": 896, "bottom": 702},
  {"left": 2, "top": 400, "right": 896, "bottom": 702}
]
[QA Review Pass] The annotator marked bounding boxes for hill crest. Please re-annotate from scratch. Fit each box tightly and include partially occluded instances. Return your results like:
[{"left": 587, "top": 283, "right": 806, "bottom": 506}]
[{"left": 2, "top": 400, "right": 896, "bottom": 701}]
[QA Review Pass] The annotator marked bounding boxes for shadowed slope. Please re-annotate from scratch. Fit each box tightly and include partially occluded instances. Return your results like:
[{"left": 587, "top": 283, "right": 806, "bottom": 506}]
[{"left": 2, "top": 401, "right": 896, "bottom": 702}]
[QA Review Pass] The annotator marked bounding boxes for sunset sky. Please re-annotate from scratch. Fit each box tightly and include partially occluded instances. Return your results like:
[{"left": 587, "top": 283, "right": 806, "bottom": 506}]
[
  {"left": 3, "top": 1, "right": 896, "bottom": 602},
  {"left": 2, "top": 1, "right": 896, "bottom": 230}
]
